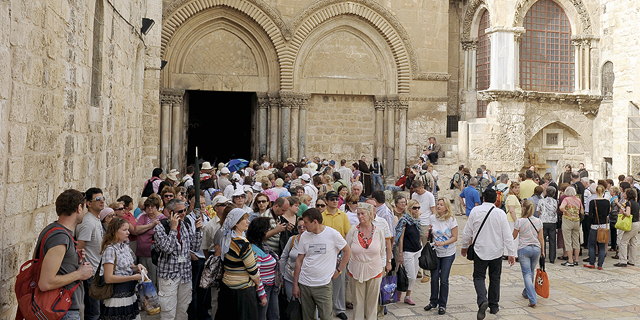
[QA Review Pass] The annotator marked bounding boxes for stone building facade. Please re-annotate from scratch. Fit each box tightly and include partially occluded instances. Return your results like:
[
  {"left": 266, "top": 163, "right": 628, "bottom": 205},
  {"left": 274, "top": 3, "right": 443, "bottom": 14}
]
[
  {"left": 2, "top": 0, "right": 640, "bottom": 316},
  {"left": 0, "top": 0, "right": 162, "bottom": 316}
]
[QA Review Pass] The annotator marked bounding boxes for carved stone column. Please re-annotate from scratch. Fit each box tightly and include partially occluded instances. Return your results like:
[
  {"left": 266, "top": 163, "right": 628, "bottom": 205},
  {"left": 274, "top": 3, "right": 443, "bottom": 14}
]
[
  {"left": 486, "top": 27, "right": 525, "bottom": 91},
  {"left": 268, "top": 93, "right": 280, "bottom": 162},
  {"left": 397, "top": 101, "right": 408, "bottom": 174},
  {"left": 297, "top": 95, "right": 310, "bottom": 160},
  {"left": 257, "top": 94, "right": 269, "bottom": 158},
  {"left": 572, "top": 39, "right": 582, "bottom": 92},
  {"left": 280, "top": 100, "right": 290, "bottom": 161},
  {"left": 374, "top": 96, "right": 385, "bottom": 163},
  {"left": 583, "top": 39, "right": 591, "bottom": 92},
  {"left": 290, "top": 102, "right": 299, "bottom": 160},
  {"left": 385, "top": 97, "right": 397, "bottom": 177},
  {"left": 461, "top": 40, "right": 478, "bottom": 90},
  {"left": 160, "top": 88, "right": 184, "bottom": 172}
]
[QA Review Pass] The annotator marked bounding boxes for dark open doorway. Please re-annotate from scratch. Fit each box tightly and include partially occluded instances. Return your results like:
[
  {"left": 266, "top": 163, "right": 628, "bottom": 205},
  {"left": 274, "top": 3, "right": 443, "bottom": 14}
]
[{"left": 186, "top": 91, "right": 254, "bottom": 167}]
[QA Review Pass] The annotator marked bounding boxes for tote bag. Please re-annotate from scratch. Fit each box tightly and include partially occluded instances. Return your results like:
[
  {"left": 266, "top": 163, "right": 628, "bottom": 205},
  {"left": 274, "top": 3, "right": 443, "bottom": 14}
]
[
  {"left": 396, "top": 265, "right": 409, "bottom": 292},
  {"left": 379, "top": 273, "right": 398, "bottom": 305},
  {"left": 534, "top": 256, "right": 549, "bottom": 299},
  {"left": 615, "top": 213, "right": 632, "bottom": 232}
]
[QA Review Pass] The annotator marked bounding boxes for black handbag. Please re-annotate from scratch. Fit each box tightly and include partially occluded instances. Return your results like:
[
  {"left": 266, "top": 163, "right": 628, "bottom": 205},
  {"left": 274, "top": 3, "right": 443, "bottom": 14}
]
[
  {"left": 396, "top": 264, "right": 409, "bottom": 292},
  {"left": 285, "top": 298, "right": 303, "bottom": 320},
  {"left": 467, "top": 208, "right": 494, "bottom": 261},
  {"left": 418, "top": 242, "right": 437, "bottom": 270}
]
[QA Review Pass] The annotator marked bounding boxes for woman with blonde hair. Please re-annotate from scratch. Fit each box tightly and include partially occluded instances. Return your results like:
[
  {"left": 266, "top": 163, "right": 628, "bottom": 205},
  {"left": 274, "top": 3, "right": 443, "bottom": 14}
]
[
  {"left": 423, "top": 197, "right": 458, "bottom": 315},
  {"left": 100, "top": 218, "right": 147, "bottom": 319},
  {"left": 346, "top": 202, "right": 386, "bottom": 319},
  {"left": 505, "top": 181, "right": 522, "bottom": 257},
  {"left": 559, "top": 186, "right": 583, "bottom": 266},
  {"left": 395, "top": 199, "right": 423, "bottom": 305},
  {"left": 512, "top": 200, "right": 544, "bottom": 307},
  {"left": 586, "top": 185, "right": 609, "bottom": 269}
]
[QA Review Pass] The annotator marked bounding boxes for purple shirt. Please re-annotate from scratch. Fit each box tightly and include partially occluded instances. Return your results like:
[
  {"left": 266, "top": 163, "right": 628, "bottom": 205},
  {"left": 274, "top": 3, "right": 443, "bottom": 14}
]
[{"left": 135, "top": 212, "right": 166, "bottom": 257}]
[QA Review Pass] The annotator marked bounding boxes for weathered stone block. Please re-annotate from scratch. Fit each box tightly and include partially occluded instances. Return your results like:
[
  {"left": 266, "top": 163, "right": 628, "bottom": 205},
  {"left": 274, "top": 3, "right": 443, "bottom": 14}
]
[{"left": 5, "top": 184, "right": 24, "bottom": 216}]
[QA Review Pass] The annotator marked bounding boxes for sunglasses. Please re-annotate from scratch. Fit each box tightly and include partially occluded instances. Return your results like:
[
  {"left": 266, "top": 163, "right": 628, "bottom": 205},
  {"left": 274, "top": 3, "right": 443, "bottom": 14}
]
[
  {"left": 316, "top": 204, "right": 326, "bottom": 208},
  {"left": 297, "top": 225, "right": 306, "bottom": 229},
  {"left": 412, "top": 206, "right": 421, "bottom": 210},
  {"left": 114, "top": 207, "right": 125, "bottom": 211},
  {"left": 256, "top": 200, "right": 269, "bottom": 204},
  {"left": 350, "top": 201, "right": 358, "bottom": 205},
  {"left": 174, "top": 209, "right": 186, "bottom": 214},
  {"left": 215, "top": 203, "right": 229, "bottom": 207},
  {"left": 327, "top": 197, "right": 339, "bottom": 202},
  {"left": 164, "top": 194, "right": 174, "bottom": 198},
  {"left": 91, "top": 196, "right": 105, "bottom": 202}
]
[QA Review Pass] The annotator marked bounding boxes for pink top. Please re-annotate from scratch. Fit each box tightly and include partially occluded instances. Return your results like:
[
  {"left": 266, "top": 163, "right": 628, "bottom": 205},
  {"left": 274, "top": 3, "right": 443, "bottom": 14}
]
[
  {"left": 136, "top": 212, "right": 166, "bottom": 257},
  {"left": 346, "top": 225, "right": 385, "bottom": 283}
]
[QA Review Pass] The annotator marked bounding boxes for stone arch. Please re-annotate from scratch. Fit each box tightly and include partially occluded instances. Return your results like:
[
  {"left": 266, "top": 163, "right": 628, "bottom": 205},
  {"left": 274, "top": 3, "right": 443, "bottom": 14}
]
[
  {"left": 513, "top": 0, "right": 592, "bottom": 35},
  {"left": 285, "top": 0, "right": 416, "bottom": 93},
  {"left": 161, "top": 0, "right": 288, "bottom": 89},
  {"left": 526, "top": 116, "right": 588, "bottom": 147},
  {"left": 462, "top": 0, "right": 488, "bottom": 41},
  {"left": 162, "top": 6, "right": 280, "bottom": 91},
  {"left": 294, "top": 17, "right": 397, "bottom": 95},
  {"left": 525, "top": 121, "right": 591, "bottom": 170}
]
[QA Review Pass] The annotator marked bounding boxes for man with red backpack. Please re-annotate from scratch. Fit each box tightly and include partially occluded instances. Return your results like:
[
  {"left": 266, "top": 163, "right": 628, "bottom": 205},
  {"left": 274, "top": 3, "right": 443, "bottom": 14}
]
[{"left": 27, "top": 189, "right": 94, "bottom": 320}]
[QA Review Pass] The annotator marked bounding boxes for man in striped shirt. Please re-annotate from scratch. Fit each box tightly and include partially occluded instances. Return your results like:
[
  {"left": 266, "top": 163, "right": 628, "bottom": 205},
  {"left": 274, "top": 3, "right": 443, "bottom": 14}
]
[{"left": 154, "top": 199, "right": 203, "bottom": 320}]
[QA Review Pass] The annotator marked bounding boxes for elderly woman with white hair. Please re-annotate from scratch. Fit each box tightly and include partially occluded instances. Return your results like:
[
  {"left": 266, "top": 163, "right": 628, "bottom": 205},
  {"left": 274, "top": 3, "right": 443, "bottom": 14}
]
[
  {"left": 346, "top": 202, "right": 386, "bottom": 320},
  {"left": 215, "top": 208, "right": 267, "bottom": 320},
  {"left": 559, "top": 186, "right": 584, "bottom": 266}
]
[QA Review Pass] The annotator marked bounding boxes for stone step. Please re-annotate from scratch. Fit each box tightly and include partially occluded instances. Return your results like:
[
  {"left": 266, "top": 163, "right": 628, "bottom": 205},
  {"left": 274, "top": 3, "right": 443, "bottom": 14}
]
[
  {"left": 445, "top": 150, "right": 456, "bottom": 158},
  {"left": 446, "top": 137, "right": 457, "bottom": 145}
]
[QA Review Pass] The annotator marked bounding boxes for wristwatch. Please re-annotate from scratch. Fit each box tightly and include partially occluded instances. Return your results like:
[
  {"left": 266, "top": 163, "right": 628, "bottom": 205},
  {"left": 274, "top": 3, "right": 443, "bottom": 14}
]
[{"left": 387, "top": 259, "right": 392, "bottom": 263}]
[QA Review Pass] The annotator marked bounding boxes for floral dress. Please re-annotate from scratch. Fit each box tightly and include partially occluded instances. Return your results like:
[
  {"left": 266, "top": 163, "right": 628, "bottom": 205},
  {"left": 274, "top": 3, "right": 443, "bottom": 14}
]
[{"left": 100, "top": 242, "right": 140, "bottom": 320}]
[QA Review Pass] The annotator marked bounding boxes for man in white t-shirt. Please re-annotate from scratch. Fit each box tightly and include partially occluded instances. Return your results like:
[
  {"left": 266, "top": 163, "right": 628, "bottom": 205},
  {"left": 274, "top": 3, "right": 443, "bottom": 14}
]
[
  {"left": 293, "top": 208, "right": 351, "bottom": 320},
  {"left": 410, "top": 179, "right": 436, "bottom": 282},
  {"left": 301, "top": 174, "right": 318, "bottom": 208}
]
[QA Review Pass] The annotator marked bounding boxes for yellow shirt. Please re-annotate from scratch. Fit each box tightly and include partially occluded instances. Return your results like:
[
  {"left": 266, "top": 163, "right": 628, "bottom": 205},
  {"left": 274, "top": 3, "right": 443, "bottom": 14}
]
[
  {"left": 321, "top": 209, "right": 351, "bottom": 238},
  {"left": 519, "top": 180, "right": 537, "bottom": 199},
  {"left": 505, "top": 194, "right": 522, "bottom": 222}
]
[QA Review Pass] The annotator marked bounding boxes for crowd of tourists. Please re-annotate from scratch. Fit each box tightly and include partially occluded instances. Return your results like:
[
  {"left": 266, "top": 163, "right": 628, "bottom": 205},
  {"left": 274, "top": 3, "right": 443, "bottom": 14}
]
[{"left": 29, "top": 149, "right": 640, "bottom": 320}]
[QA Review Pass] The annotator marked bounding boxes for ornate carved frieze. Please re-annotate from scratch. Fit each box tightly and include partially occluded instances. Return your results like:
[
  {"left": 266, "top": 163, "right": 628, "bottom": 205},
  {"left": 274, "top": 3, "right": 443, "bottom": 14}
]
[
  {"left": 462, "top": 0, "right": 485, "bottom": 41},
  {"left": 478, "top": 89, "right": 603, "bottom": 115},
  {"left": 413, "top": 73, "right": 451, "bottom": 81},
  {"left": 280, "top": 91, "right": 311, "bottom": 109},
  {"left": 399, "top": 95, "right": 449, "bottom": 102},
  {"left": 160, "top": 88, "right": 185, "bottom": 105}
]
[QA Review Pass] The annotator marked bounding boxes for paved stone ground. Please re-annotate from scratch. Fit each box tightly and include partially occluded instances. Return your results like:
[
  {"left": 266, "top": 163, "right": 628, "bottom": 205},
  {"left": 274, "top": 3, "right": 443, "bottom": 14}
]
[{"left": 142, "top": 215, "right": 640, "bottom": 319}]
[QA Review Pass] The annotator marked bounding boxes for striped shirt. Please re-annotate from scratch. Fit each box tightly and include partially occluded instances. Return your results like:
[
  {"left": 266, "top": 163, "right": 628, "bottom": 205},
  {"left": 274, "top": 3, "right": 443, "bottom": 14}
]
[
  {"left": 153, "top": 220, "right": 203, "bottom": 283},
  {"left": 251, "top": 244, "right": 277, "bottom": 286},
  {"left": 222, "top": 237, "right": 266, "bottom": 299}
]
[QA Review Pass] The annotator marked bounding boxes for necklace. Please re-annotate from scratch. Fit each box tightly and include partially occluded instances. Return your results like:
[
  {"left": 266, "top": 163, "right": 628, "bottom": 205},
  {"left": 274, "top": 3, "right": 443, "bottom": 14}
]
[{"left": 357, "top": 224, "right": 376, "bottom": 249}]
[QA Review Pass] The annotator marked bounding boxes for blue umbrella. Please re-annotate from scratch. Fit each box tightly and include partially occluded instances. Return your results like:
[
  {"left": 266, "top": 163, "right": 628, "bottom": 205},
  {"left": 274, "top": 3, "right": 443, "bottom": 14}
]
[{"left": 226, "top": 159, "right": 249, "bottom": 173}]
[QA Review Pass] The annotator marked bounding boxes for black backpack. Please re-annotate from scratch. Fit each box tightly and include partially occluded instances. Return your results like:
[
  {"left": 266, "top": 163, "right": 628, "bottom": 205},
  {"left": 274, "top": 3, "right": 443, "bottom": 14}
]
[
  {"left": 151, "top": 217, "right": 193, "bottom": 265},
  {"left": 449, "top": 172, "right": 460, "bottom": 190},
  {"left": 142, "top": 177, "right": 160, "bottom": 197}
]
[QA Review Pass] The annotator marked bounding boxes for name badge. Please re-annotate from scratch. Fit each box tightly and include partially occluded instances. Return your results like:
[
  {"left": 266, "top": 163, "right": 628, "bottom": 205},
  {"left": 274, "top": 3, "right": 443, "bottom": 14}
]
[
  {"left": 308, "top": 244, "right": 326, "bottom": 254},
  {"left": 178, "top": 255, "right": 186, "bottom": 263}
]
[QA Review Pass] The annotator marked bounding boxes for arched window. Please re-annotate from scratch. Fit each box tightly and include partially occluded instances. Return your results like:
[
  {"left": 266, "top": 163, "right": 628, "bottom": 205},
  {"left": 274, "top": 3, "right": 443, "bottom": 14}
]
[
  {"left": 520, "top": 0, "right": 574, "bottom": 93},
  {"left": 602, "top": 61, "right": 614, "bottom": 99},
  {"left": 476, "top": 10, "right": 490, "bottom": 118}
]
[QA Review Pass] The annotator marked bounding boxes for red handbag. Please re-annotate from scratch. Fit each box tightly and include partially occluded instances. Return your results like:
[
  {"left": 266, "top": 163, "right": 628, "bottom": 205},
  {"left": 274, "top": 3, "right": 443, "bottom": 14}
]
[
  {"left": 15, "top": 227, "right": 81, "bottom": 320},
  {"left": 534, "top": 256, "right": 549, "bottom": 299}
]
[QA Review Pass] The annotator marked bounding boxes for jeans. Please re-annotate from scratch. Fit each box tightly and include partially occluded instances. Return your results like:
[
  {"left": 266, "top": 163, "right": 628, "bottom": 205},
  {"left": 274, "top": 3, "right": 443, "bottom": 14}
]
[
  {"left": 472, "top": 256, "right": 502, "bottom": 310},
  {"left": 429, "top": 254, "right": 455, "bottom": 308},
  {"left": 83, "top": 278, "right": 101, "bottom": 320},
  {"left": 385, "top": 185, "right": 402, "bottom": 192},
  {"left": 372, "top": 173, "right": 384, "bottom": 192},
  {"left": 258, "top": 285, "right": 280, "bottom": 320},
  {"left": 189, "top": 258, "right": 211, "bottom": 320},
  {"left": 517, "top": 245, "right": 540, "bottom": 306},
  {"left": 61, "top": 310, "right": 80, "bottom": 320},
  {"left": 542, "top": 223, "right": 556, "bottom": 263},
  {"left": 588, "top": 228, "right": 606, "bottom": 267}
]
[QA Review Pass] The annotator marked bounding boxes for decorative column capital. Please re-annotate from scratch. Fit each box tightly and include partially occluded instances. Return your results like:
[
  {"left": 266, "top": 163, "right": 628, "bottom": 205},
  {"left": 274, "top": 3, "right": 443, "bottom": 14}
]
[
  {"left": 374, "top": 96, "right": 387, "bottom": 110},
  {"left": 280, "top": 91, "right": 310, "bottom": 110},
  {"left": 160, "top": 88, "right": 185, "bottom": 105},
  {"left": 461, "top": 40, "right": 478, "bottom": 51}
]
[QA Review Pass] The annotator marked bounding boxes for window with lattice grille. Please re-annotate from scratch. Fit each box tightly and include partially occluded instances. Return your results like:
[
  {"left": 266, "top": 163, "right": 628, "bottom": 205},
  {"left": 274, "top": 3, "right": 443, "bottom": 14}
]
[{"left": 476, "top": 10, "right": 491, "bottom": 118}]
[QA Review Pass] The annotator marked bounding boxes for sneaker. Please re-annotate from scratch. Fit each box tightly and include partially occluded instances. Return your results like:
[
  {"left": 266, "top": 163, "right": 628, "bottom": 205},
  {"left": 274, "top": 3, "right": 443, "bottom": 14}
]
[
  {"left": 574, "top": 261, "right": 579, "bottom": 266},
  {"left": 336, "top": 313, "right": 348, "bottom": 320},
  {"left": 561, "top": 261, "right": 574, "bottom": 267},
  {"left": 477, "top": 301, "right": 488, "bottom": 320},
  {"left": 583, "top": 264, "right": 595, "bottom": 269},
  {"left": 438, "top": 307, "right": 446, "bottom": 315},
  {"left": 614, "top": 263, "right": 628, "bottom": 267},
  {"left": 404, "top": 297, "right": 416, "bottom": 305}
]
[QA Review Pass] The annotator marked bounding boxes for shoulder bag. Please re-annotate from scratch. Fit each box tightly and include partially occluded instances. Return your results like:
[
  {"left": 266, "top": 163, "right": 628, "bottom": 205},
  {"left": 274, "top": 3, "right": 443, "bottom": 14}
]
[
  {"left": 595, "top": 200, "right": 610, "bottom": 244},
  {"left": 89, "top": 253, "right": 117, "bottom": 300},
  {"left": 466, "top": 207, "right": 494, "bottom": 261}
]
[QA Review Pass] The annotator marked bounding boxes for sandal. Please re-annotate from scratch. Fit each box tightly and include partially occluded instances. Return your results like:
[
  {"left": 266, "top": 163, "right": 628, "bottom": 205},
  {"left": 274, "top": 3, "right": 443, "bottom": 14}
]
[{"left": 404, "top": 297, "right": 416, "bottom": 305}]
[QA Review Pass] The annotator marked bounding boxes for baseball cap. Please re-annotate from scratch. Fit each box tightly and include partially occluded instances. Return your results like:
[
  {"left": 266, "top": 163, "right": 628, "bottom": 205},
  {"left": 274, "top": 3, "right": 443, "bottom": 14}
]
[
  {"left": 300, "top": 174, "right": 311, "bottom": 182},
  {"left": 232, "top": 188, "right": 246, "bottom": 197},
  {"left": 211, "top": 195, "right": 230, "bottom": 207},
  {"left": 220, "top": 167, "right": 230, "bottom": 174},
  {"left": 326, "top": 191, "right": 339, "bottom": 199}
]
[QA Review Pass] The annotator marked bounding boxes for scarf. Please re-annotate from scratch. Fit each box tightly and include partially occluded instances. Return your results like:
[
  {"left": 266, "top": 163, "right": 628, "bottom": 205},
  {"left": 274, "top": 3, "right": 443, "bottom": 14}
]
[
  {"left": 220, "top": 208, "right": 247, "bottom": 261},
  {"left": 394, "top": 213, "right": 421, "bottom": 246}
]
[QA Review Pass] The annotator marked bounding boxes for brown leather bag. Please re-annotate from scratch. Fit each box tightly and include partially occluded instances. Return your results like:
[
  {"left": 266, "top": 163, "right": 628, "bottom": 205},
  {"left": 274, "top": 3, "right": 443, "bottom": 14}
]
[{"left": 595, "top": 200, "right": 610, "bottom": 244}]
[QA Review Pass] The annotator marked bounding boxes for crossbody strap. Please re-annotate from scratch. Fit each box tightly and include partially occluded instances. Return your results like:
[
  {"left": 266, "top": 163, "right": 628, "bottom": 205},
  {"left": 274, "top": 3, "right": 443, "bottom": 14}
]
[
  {"left": 527, "top": 217, "right": 539, "bottom": 234},
  {"left": 471, "top": 207, "right": 494, "bottom": 247}
]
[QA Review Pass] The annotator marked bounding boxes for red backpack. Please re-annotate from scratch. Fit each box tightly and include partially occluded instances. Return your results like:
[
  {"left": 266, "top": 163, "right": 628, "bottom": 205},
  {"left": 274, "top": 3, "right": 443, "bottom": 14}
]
[
  {"left": 495, "top": 186, "right": 508, "bottom": 211},
  {"left": 15, "top": 227, "right": 81, "bottom": 320}
]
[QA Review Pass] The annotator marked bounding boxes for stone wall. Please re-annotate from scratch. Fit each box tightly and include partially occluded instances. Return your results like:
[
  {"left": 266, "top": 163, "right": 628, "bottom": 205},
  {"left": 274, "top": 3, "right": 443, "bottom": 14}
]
[
  {"left": 0, "top": 0, "right": 162, "bottom": 316},
  {"left": 305, "top": 94, "right": 375, "bottom": 161}
]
